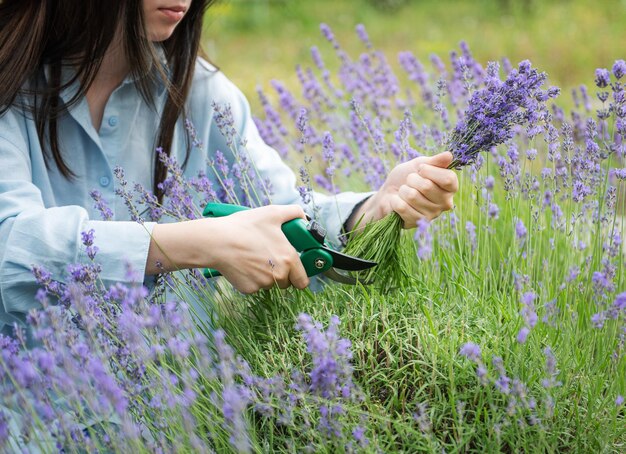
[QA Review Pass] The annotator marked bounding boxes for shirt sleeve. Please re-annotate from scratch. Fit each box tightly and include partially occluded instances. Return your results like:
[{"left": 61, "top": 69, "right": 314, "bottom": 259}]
[
  {"left": 0, "top": 131, "right": 156, "bottom": 329},
  {"left": 203, "top": 69, "right": 374, "bottom": 249}
]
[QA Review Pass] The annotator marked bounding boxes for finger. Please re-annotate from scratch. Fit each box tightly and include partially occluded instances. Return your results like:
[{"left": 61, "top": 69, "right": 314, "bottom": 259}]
[
  {"left": 267, "top": 261, "right": 290, "bottom": 290},
  {"left": 390, "top": 194, "right": 431, "bottom": 228},
  {"left": 288, "top": 251, "right": 309, "bottom": 290},
  {"left": 261, "top": 281, "right": 276, "bottom": 291},
  {"left": 407, "top": 151, "right": 453, "bottom": 170},
  {"left": 398, "top": 184, "right": 442, "bottom": 215},
  {"left": 406, "top": 173, "right": 449, "bottom": 207},
  {"left": 415, "top": 165, "right": 459, "bottom": 193},
  {"left": 276, "top": 277, "right": 291, "bottom": 290},
  {"left": 422, "top": 151, "right": 453, "bottom": 169},
  {"left": 268, "top": 255, "right": 294, "bottom": 289}
]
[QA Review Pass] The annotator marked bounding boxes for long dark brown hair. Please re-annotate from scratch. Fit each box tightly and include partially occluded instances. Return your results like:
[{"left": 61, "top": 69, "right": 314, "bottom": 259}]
[{"left": 0, "top": 0, "right": 215, "bottom": 201}]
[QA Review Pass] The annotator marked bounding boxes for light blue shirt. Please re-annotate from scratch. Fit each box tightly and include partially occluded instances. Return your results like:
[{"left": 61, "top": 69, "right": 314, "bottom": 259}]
[{"left": 0, "top": 57, "right": 371, "bottom": 340}]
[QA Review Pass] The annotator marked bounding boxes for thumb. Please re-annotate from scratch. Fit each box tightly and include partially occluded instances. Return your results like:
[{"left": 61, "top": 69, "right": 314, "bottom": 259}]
[{"left": 421, "top": 151, "right": 453, "bottom": 169}]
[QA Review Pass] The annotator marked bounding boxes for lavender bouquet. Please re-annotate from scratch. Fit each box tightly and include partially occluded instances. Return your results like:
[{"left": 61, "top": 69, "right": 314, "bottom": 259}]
[{"left": 344, "top": 60, "right": 559, "bottom": 285}]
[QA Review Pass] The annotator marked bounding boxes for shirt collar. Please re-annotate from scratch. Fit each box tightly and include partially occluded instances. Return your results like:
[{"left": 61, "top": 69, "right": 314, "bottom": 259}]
[{"left": 43, "top": 44, "right": 169, "bottom": 104}]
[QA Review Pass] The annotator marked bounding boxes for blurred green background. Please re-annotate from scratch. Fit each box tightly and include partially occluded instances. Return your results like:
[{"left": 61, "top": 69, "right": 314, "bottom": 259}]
[{"left": 202, "top": 0, "right": 626, "bottom": 109}]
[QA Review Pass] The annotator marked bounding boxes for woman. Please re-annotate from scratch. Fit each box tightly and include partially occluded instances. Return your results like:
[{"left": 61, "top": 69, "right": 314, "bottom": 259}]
[{"left": 0, "top": 0, "right": 458, "bottom": 342}]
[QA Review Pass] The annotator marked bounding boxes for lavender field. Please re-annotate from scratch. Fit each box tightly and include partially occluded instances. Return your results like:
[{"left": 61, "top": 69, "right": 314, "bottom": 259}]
[{"left": 1, "top": 7, "right": 625, "bottom": 454}]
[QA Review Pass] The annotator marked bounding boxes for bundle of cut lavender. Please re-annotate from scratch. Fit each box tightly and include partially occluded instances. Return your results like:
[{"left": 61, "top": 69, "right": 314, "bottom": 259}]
[{"left": 344, "top": 60, "right": 559, "bottom": 286}]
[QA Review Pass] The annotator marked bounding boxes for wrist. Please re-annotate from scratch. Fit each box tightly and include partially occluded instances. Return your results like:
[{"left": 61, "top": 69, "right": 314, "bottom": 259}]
[
  {"left": 345, "top": 193, "right": 383, "bottom": 232},
  {"left": 147, "top": 218, "right": 221, "bottom": 274}
]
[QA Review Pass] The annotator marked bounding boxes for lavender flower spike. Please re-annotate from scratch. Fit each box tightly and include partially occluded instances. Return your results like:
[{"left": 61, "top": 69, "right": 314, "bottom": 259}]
[
  {"left": 595, "top": 68, "right": 611, "bottom": 88},
  {"left": 459, "top": 342, "right": 482, "bottom": 361},
  {"left": 448, "top": 60, "right": 558, "bottom": 169}
]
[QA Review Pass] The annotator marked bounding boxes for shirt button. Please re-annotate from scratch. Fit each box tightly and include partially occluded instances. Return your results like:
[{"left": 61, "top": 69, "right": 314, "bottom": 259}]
[
  {"left": 108, "top": 116, "right": 118, "bottom": 127},
  {"left": 99, "top": 176, "right": 110, "bottom": 187}
]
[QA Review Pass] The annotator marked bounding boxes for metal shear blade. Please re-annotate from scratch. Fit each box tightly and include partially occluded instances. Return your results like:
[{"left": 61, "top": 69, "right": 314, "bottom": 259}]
[
  {"left": 322, "top": 247, "right": 376, "bottom": 285},
  {"left": 323, "top": 267, "right": 375, "bottom": 285}
]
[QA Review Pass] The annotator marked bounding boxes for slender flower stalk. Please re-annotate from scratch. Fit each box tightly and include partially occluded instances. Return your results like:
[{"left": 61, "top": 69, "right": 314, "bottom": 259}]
[{"left": 347, "top": 59, "right": 558, "bottom": 287}]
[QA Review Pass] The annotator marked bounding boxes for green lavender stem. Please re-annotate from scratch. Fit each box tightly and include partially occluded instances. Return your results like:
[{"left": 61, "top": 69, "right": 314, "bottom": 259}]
[{"left": 343, "top": 211, "right": 408, "bottom": 288}]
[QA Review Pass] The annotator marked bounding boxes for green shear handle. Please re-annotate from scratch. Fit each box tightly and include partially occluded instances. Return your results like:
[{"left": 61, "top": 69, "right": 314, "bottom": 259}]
[{"left": 201, "top": 203, "right": 333, "bottom": 278}]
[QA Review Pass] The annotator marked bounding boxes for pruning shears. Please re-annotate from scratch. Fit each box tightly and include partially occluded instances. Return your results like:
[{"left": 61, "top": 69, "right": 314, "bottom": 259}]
[{"left": 201, "top": 203, "right": 377, "bottom": 285}]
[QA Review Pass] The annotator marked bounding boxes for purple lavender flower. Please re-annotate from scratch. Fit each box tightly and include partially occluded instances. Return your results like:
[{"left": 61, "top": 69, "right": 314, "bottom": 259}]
[
  {"left": 310, "top": 45, "right": 325, "bottom": 69},
  {"left": 412, "top": 402, "right": 432, "bottom": 433},
  {"left": 352, "top": 425, "right": 369, "bottom": 448},
  {"left": 321, "top": 131, "right": 336, "bottom": 177},
  {"left": 541, "top": 347, "right": 561, "bottom": 389},
  {"left": 595, "top": 68, "right": 611, "bottom": 88},
  {"left": 515, "top": 219, "right": 527, "bottom": 244},
  {"left": 519, "top": 291, "right": 538, "bottom": 332},
  {"left": 184, "top": 117, "right": 203, "bottom": 149},
  {"left": 448, "top": 60, "right": 558, "bottom": 168},
  {"left": 476, "top": 365, "right": 488, "bottom": 385},
  {"left": 617, "top": 395, "right": 625, "bottom": 406},
  {"left": 592, "top": 270, "right": 614, "bottom": 295},
  {"left": 212, "top": 101, "right": 238, "bottom": 147},
  {"left": 414, "top": 218, "right": 433, "bottom": 260},
  {"left": 296, "top": 314, "right": 355, "bottom": 400},
  {"left": 90, "top": 189, "right": 114, "bottom": 221},
  {"left": 465, "top": 221, "right": 477, "bottom": 252},
  {"left": 488, "top": 203, "right": 499, "bottom": 219},
  {"left": 355, "top": 24, "right": 371, "bottom": 49},
  {"left": 459, "top": 342, "right": 481, "bottom": 361},
  {"left": 491, "top": 357, "right": 512, "bottom": 395},
  {"left": 0, "top": 410, "right": 8, "bottom": 444},
  {"left": 591, "top": 312, "right": 606, "bottom": 329},
  {"left": 320, "top": 23, "right": 338, "bottom": 49},
  {"left": 613, "top": 293, "right": 626, "bottom": 312},
  {"left": 81, "top": 229, "right": 99, "bottom": 260},
  {"left": 613, "top": 60, "right": 626, "bottom": 80},
  {"left": 516, "top": 327, "right": 530, "bottom": 344},
  {"left": 494, "top": 374, "right": 511, "bottom": 395}
]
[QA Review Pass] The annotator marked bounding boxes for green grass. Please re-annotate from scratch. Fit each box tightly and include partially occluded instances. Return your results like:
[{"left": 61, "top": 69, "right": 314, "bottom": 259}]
[{"left": 203, "top": 172, "right": 625, "bottom": 450}]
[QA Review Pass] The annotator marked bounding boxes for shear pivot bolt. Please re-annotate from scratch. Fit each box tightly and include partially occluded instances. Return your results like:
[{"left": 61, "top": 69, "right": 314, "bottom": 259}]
[{"left": 314, "top": 259, "right": 326, "bottom": 269}]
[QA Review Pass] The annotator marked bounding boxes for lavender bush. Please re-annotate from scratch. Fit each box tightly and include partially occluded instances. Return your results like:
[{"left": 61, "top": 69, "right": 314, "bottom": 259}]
[{"left": 1, "top": 24, "right": 625, "bottom": 452}]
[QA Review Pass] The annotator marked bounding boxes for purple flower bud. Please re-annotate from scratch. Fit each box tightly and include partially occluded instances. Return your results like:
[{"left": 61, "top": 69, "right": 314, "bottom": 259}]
[
  {"left": 352, "top": 425, "right": 369, "bottom": 447},
  {"left": 459, "top": 342, "right": 481, "bottom": 361},
  {"left": 595, "top": 68, "right": 611, "bottom": 88},
  {"left": 613, "top": 292, "right": 626, "bottom": 311},
  {"left": 515, "top": 219, "right": 527, "bottom": 242},
  {"left": 296, "top": 108, "right": 308, "bottom": 135},
  {"left": 355, "top": 24, "right": 371, "bottom": 48},
  {"left": 614, "top": 168, "right": 626, "bottom": 180},
  {"left": 488, "top": 203, "right": 499, "bottom": 219},
  {"left": 613, "top": 60, "right": 626, "bottom": 80},
  {"left": 415, "top": 218, "right": 433, "bottom": 260},
  {"left": 466, "top": 221, "right": 477, "bottom": 252},
  {"left": 516, "top": 327, "right": 530, "bottom": 344},
  {"left": 320, "top": 23, "right": 337, "bottom": 47},
  {"left": 0, "top": 410, "right": 7, "bottom": 442},
  {"left": 89, "top": 190, "right": 114, "bottom": 221},
  {"left": 310, "top": 46, "right": 324, "bottom": 69},
  {"left": 495, "top": 374, "right": 511, "bottom": 394},
  {"left": 591, "top": 312, "right": 605, "bottom": 328}
]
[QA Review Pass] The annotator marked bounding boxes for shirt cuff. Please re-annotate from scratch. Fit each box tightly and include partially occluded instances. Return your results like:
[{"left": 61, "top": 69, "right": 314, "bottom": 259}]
[
  {"left": 84, "top": 220, "right": 157, "bottom": 283},
  {"left": 313, "top": 191, "right": 375, "bottom": 250}
]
